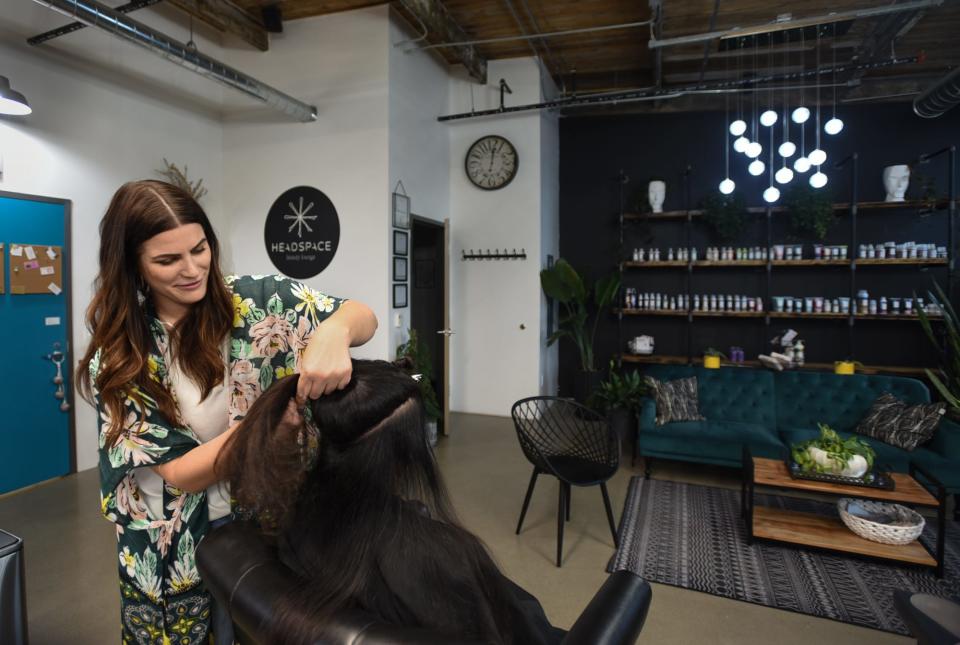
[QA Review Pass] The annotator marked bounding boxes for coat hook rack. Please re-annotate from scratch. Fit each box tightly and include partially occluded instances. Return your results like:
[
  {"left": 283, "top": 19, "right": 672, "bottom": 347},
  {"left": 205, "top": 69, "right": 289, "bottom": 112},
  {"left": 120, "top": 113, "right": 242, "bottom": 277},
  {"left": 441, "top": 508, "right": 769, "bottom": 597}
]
[{"left": 461, "top": 248, "right": 527, "bottom": 261}]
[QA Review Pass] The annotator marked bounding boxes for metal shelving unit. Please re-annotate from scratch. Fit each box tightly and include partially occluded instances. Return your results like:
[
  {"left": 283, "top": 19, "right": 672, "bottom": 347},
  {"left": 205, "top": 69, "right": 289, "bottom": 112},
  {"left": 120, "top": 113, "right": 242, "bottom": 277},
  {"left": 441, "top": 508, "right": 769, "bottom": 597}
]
[{"left": 614, "top": 146, "right": 956, "bottom": 375}]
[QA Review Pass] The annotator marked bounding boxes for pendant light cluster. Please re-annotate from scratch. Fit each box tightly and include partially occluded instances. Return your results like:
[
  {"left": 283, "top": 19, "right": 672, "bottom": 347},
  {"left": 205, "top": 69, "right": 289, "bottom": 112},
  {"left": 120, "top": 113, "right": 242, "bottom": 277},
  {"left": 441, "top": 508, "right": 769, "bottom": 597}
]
[{"left": 719, "top": 26, "right": 844, "bottom": 203}]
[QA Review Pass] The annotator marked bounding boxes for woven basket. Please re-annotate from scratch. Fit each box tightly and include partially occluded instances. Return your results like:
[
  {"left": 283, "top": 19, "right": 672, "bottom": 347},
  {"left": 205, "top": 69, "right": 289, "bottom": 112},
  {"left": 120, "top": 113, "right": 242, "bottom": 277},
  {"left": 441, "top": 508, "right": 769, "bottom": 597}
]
[{"left": 837, "top": 498, "right": 925, "bottom": 545}]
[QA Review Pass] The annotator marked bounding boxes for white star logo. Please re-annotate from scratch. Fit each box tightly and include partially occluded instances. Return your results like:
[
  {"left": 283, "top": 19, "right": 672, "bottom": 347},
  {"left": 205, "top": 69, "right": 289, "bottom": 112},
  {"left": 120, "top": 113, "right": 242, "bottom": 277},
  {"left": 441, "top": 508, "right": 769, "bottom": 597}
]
[{"left": 283, "top": 196, "right": 317, "bottom": 238}]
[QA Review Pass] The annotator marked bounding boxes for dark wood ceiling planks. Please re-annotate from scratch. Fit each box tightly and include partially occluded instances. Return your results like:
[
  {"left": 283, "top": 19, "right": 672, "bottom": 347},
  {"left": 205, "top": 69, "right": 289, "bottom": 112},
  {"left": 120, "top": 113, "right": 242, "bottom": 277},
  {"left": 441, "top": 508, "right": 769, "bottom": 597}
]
[{"left": 221, "top": 0, "right": 960, "bottom": 110}]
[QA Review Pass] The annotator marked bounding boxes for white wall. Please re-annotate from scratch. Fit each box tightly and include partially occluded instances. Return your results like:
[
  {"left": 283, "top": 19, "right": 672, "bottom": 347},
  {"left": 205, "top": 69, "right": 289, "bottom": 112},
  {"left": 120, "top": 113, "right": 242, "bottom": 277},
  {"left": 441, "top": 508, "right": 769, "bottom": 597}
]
[
  {"left": 446, "top": 58, "right": 558, "bottom": 416},
  {"left": 387, "top": 10, "right": 450, "bottom": 356},
  {"left": 0, "top": 5, "right": 226, "bottom": 471},
  {"left": 221, "top": 5, "right": 391, "bottom": 360},
  {"left": 2, "top": 2, "right": 559, "bottom": 474}
]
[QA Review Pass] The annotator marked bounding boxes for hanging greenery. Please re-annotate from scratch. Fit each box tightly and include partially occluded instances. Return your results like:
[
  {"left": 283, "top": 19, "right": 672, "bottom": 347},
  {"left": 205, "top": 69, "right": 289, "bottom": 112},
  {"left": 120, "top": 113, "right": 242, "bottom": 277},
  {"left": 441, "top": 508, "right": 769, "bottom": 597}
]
[
  {"left": 917, "top": 281, "right": 960, "bottom": 421},
  {"left": 701, "top": 190, "right": 747, "bottom": 241},
  {"left": 784, "top": 184, "right": 834, "bottom": 240},
  {"left": 156, "top": 158, "right": 208, "bottom": 202}
]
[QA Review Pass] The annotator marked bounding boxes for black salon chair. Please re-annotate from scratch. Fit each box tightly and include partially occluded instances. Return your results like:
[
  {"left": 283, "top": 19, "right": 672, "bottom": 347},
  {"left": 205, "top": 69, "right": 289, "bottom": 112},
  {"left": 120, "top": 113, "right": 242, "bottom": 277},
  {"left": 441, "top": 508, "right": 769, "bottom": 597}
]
[
  {"left": 197, "top": 521, "right": 652, "bottom": 645},
  {"left": 511, "top": 396, "right": 620, "bottom": 567}
]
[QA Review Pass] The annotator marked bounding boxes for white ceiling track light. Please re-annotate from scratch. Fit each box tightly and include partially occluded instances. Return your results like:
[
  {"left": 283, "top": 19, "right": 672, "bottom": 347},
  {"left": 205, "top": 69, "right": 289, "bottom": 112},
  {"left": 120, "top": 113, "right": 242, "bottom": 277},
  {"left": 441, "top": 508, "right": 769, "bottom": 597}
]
[
  {"left": 30, "top": 0, "right": 318, "bottom": 122},
  {"left": 809, "top": 26, "right": 828, "bottom": 187},
  {"left": 0, "top": 76, "right": 31, "bottom": 115}
]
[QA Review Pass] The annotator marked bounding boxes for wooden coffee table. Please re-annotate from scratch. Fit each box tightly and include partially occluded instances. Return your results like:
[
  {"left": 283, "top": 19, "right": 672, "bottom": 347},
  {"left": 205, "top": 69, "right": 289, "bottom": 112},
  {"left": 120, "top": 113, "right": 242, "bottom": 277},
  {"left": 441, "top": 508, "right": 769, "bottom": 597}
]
[{"left": 741, "top": 448, "right": 947, "bottom": 577}]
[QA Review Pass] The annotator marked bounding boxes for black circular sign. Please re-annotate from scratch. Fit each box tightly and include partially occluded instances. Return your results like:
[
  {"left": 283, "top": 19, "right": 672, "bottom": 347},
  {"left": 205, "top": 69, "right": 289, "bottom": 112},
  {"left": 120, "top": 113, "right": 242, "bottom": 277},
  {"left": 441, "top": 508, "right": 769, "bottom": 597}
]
[{"left": 264, "top": 186, "right": 340, "bottom": 279}]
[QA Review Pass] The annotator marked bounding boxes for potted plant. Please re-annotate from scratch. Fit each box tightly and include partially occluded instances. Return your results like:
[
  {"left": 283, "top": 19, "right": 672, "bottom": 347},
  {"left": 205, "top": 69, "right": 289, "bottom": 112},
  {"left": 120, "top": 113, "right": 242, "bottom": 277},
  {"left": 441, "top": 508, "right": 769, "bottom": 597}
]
[
  {"left": 595, "top": 360, "right": 649, "bottom": 451},
  {"left": 833, "top": 359, "right": 865, "bottom": 375},
  {"left": 396, "top": 329, "right": 442, "bottom": 445},
  {"left": 791, "top": 423, "right": 876, "bottom": 477},
  {"left": 784, "top": 184, "right": 834, "bottom": 240},
  {"left": 701, "top": 190, "right": 747, "bottom": 241},
  {"left": 540, "top": 258, "right": 620, "bottom": 402},
  {"left": 917, "top": 281, "right": 959, "bottom": 421},
  {"left": 703, "top": 347, "right": 726, "bottom": 369}
]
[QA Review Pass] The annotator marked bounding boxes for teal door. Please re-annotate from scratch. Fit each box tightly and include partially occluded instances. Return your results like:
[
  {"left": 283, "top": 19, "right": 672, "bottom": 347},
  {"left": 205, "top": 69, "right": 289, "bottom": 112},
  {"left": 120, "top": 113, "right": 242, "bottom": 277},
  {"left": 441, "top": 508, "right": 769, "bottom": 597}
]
[{"left": 0, "top": 191, "right": 73, "bottom": 494}]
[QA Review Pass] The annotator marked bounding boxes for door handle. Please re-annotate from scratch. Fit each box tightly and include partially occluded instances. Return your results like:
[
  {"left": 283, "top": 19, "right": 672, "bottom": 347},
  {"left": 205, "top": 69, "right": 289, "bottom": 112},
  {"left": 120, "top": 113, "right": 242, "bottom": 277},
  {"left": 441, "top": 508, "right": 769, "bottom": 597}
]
[{"left": 437, "top": 329, "right": 455, "bottom": 336}]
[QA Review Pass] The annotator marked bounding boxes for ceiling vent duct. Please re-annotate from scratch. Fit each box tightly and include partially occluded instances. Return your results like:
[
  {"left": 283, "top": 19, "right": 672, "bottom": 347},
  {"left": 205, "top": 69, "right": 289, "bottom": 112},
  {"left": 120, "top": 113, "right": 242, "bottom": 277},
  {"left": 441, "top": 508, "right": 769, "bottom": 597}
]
[
  {"left": 913, "top": 66, "right": 960, "bottom": 119},
  {"left": 31, "top": 0, "right": 317, "bottom": 122}
]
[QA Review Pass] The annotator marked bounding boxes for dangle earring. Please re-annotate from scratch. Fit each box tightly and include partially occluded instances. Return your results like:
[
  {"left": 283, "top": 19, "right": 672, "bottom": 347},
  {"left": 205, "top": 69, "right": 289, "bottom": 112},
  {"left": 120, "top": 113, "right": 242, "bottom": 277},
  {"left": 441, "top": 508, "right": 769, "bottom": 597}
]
[{"left": 137, "top": 276, "right": 148, "bottom": 305}]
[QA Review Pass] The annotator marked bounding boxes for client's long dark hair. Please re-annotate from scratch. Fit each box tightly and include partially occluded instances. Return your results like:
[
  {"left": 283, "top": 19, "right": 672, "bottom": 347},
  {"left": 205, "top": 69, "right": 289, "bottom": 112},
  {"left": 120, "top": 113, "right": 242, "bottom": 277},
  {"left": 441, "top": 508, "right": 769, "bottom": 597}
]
[{"left": 219, "top": 360, "right": 516, "bottom": 644}]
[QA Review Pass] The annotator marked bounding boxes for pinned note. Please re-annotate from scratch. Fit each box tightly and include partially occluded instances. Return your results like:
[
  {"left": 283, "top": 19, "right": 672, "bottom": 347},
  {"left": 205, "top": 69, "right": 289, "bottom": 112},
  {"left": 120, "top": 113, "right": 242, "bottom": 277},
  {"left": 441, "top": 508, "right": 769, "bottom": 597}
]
[
  {"left": 23, "top": 260, "right": 39, "bottom": 270},
  {"left": 10, "top": 245, "right": 22, "bottom": 257},
  {"left": 46, "top": 247, "right": 57, "bottom": 260},
  {"left": 40, "top": 266, "right": 54, "bottom": 276},
  {"left": 24, "top": 246, "right": 36, "bottom": 260},
  {"left": 47, "top": 282, "right": 61, "bottom": 295}
]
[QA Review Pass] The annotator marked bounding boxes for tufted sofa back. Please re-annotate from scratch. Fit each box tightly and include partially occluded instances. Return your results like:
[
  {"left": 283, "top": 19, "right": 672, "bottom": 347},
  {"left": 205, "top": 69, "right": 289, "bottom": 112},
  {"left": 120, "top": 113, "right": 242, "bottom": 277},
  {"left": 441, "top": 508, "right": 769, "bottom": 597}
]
[
  {"left": 774, "top": 371, "right": 931, "bottom": 432},
  {"left": 697, "top": 367, "right": 777, "bottom": 426},
  {"left": 637, "top": 364, "right": 776, "bottom": 426}
]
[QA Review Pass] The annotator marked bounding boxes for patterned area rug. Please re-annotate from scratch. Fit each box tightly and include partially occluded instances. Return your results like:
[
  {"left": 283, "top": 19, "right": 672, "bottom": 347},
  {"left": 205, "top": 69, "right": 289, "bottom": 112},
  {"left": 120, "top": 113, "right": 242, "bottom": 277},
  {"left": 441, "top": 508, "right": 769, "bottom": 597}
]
[{"left": 609, "top": 477, "right": 960, "bottom": 635}]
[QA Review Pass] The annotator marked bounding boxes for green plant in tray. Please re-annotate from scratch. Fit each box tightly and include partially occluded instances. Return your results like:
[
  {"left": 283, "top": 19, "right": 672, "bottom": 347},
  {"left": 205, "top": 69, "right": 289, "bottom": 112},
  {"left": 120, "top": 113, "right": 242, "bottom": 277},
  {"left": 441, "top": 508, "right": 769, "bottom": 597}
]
[{"left": 791, "top": 423, "right": 876, "bottom": 477}]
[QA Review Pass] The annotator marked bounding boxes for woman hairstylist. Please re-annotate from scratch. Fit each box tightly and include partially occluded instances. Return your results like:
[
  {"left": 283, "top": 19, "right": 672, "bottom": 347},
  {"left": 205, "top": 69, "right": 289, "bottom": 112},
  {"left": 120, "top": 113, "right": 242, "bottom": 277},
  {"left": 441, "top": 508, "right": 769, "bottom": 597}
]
[{"left": 76, "top": 180, "right": 377, "bottom": 645}]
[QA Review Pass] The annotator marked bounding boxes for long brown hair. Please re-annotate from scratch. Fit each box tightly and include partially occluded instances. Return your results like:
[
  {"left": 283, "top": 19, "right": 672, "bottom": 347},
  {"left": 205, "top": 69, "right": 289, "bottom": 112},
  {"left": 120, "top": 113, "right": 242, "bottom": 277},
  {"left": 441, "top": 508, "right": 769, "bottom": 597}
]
[
  {"left": 219, "top": 362, "right": 517, "bottom": 644},
  {"left": 77, "top": 180, "right": 233, "bottom": 448}
]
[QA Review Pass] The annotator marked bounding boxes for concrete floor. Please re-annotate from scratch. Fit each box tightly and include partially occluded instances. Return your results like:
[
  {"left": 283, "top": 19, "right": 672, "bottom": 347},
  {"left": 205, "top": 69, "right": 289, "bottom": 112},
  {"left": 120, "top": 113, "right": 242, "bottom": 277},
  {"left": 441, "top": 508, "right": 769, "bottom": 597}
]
[{"left": 0, "top": 412, "right": 910, "bottom": 644}]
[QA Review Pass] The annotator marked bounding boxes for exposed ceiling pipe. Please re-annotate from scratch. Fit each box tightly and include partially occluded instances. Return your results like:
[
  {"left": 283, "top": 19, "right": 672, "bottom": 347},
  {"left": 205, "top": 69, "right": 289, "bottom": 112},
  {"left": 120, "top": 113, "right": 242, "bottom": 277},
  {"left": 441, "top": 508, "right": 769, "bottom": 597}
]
[
  {"left": 913, "top": 66, "right": 960, "bottom": 118},
  {"left": 648, "top": 0, "right": 944, "bottom": 49},
  {"left": 438, "top": 55, "right": 919, "bottom": 121},
  {"left": 28, "top": 0, "right": 162, "bottom": 46},
  {"left": 31, "top": 0, "right": 317, "bottom": 122},
  {"left": 410, "top": 18, "right": 653, "bottom": 51}
]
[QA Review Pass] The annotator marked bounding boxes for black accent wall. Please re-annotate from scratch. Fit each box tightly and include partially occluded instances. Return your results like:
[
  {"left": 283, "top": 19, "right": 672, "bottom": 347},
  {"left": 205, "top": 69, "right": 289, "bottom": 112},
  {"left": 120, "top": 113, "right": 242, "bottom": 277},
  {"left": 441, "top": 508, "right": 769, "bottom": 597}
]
[{"left": 559, "top": 103, "right": 960, "bottom": 396}]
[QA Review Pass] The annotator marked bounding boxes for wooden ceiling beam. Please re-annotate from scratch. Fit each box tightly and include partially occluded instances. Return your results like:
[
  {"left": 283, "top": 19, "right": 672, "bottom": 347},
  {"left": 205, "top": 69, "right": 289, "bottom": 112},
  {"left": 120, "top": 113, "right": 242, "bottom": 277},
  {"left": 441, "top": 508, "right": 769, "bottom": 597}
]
[
  {"left": 396, "top": 0, "right": 487, "bottom": 83},
  {"left": 168, "top": 0, "right": 269, "bottom": 51}
]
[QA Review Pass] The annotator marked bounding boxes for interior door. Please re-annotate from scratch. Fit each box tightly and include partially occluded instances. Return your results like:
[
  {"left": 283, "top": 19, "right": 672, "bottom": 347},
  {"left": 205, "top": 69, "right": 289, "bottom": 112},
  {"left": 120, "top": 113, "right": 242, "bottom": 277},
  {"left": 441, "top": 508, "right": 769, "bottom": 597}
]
[
  {"left": 0, "top": 191, "right": 73, "bottom": 494},
  {"left": 410, "top": 216, "right": 450, "bottom": 436}
]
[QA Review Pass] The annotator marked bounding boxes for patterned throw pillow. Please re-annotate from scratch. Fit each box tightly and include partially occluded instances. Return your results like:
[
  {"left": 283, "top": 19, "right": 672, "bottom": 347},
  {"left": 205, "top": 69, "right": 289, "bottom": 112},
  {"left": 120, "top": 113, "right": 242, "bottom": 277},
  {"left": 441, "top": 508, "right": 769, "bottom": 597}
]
[
  {"left": 855, "top": 392, "right": 945, "bottom": 451},
  {"left": 643, "top": 376, "right": 706, "bottom": 426}
]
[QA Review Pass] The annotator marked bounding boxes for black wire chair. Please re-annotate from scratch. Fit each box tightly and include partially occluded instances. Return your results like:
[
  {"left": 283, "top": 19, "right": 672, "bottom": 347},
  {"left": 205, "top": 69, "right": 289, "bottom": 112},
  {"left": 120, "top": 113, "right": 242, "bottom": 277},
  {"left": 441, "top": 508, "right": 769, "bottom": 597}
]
[{"left": 510, "top": 396, "right": 620, "bottom": 567}]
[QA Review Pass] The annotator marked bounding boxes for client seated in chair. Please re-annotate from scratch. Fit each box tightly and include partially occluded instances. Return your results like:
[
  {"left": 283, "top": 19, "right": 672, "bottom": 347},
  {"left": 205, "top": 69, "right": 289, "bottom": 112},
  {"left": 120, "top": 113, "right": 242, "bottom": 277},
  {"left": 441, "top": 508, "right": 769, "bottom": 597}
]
[{"left": 218, "top": 359, "right": 566, "bottom": 645}]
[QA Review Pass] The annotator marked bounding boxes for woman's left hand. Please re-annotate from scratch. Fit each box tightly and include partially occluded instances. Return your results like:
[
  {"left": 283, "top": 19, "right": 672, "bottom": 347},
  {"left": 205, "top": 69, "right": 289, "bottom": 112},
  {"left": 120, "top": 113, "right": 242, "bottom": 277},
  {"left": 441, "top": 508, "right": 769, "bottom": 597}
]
[{"left": 297, "top": 320, "right": 353, "bottom": 404}]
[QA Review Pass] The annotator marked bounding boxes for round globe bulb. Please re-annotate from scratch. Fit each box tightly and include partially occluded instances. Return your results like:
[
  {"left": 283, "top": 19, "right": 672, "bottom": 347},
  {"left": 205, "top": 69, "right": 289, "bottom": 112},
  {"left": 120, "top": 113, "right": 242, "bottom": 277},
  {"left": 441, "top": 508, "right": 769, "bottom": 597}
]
[
  {"left": 719, "top": 178, "right": 735, "bottom": 195},
  {"left": 729, "top": 120, "right": 747, "bottom": 136},
  {"left": 793, "top": 156, "right": 811, "bottom": 173},
  {"left": 808, "top": 148, "right": 827, "bottom": 165},
  {"left": 809, "top": 171, "right": 828, "bottom": 189},
  {"left": 775, "top": 167, "right": 794, "bottom": 184},
  {"left": 763, "top": 186, "right": 781, "bottom": 203},
  {"left": 760, "top": 110, "right": 778, "bottom": 127},
  {"left": 748, "top": 159, "right": 765, "bottom": 176},
  {"left": 746, "top": 141, "right": 763, "bottom": 159},
  {"left": 778, "top": 141, "right": 796, "bottom": 158},
  {"left": 824, "top": 117, "right": 844, "bottom": 135},
  {"left": 733, "top": 136, "right": 749, "bottom": 153},
  {"left": 791, "top": 106, "right": 810, "bottom": 124}
]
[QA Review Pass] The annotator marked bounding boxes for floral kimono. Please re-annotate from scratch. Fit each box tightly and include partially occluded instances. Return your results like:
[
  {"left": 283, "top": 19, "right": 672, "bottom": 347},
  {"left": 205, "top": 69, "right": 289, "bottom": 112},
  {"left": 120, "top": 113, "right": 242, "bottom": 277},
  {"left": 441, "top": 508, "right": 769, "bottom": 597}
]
[{"left": 94, "top": 274, "right": 344, "bottom": 644}]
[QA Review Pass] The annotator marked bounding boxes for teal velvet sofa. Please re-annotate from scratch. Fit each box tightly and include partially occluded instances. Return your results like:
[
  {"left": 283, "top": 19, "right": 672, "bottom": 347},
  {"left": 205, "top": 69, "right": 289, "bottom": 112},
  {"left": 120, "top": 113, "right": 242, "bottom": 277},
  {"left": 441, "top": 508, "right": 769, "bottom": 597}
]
[{"left": 636, "top": 364, "right": 960, "bottom": 496}]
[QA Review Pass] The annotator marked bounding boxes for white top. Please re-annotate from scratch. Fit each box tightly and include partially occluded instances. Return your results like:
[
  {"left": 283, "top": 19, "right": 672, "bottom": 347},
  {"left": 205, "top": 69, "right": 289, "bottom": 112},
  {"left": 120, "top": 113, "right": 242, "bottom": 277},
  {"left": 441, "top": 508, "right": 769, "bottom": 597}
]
[{"left": 133, "top": 341, "right": 232, "bottom": 522}]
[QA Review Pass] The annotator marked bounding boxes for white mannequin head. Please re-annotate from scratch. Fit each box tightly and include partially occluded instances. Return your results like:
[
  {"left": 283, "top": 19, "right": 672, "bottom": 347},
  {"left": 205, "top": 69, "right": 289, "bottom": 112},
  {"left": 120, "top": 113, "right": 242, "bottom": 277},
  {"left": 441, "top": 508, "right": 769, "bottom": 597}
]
[
  {"left": 648, "top": 180, "right": 666, "bottom": 213},
  {"left": 882, "top": 165, "right": 910, "bottom": 202}
]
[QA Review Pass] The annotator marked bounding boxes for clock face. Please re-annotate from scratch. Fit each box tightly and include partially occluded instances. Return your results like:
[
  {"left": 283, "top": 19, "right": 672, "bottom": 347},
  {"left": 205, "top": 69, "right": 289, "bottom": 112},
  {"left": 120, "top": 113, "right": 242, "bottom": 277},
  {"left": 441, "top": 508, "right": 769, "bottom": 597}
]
[{"left": 465, "top": 135, "right": 518, "bottom": 190}]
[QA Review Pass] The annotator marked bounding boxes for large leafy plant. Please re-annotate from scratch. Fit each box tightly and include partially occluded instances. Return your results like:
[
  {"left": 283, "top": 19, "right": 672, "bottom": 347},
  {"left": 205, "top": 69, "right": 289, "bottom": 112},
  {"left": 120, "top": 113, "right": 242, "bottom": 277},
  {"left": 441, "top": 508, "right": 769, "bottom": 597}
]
[
  {"left": 540, "top": 259, "right": 620, "bottom": 372},
  {"left": 702, "top": 190, "right": 747, "bottom": 241},
  {"left": 791, "top": 423, "right": 875, "bottom": 474},
  {"left": 396, "top": 329, "right": 441, "bottom": 421},
  {"left": 784, "top": 184, "right": 834, "bottom": 240},
  {"left": 917, "top": 281, "right": 960, "bottom": 421},
  {"left": 594, "top": 360, "right": 649, "bottom": 413}
]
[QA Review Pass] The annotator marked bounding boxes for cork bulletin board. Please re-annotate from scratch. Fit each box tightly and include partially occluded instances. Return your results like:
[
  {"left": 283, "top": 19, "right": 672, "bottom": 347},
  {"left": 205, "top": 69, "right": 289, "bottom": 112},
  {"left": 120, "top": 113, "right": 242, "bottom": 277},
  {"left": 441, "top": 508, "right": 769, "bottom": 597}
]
[{"left": 8, "top": 243, "right": 63, "bottom": 295}]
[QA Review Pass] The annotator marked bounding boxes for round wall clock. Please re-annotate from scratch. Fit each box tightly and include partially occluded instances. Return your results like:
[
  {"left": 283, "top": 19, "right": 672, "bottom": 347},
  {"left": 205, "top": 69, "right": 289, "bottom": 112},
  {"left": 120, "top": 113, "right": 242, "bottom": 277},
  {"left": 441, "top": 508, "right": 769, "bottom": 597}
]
[{"left": 465, "top": 135, "right": 518, "bottom": 190}]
